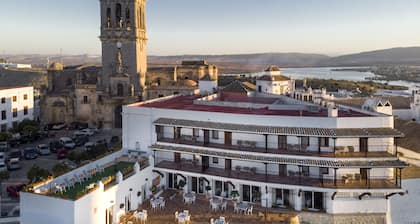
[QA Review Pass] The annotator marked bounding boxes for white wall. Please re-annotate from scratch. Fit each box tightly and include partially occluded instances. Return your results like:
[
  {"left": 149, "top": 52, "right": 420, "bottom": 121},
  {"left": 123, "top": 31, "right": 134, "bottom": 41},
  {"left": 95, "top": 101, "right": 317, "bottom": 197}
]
[
  {"left": 0, "top": 87, "right": 34, "bottom": 130},
  {"left": 20, "top": 192, "right": 75, "bottom": 224}
]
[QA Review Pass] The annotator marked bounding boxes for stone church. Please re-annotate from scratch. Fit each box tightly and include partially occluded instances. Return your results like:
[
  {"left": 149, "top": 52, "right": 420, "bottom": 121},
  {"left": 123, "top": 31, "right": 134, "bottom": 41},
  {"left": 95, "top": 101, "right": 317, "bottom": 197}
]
[{"left": 41, "top": 0, "right": 218, "bottom": 129}]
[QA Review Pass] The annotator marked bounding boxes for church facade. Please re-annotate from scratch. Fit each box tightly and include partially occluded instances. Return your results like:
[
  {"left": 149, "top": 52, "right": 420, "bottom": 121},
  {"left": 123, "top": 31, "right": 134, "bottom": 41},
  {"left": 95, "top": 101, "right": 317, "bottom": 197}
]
[{"left": 40, "top": 0, "right": 218, "bottom": 129}]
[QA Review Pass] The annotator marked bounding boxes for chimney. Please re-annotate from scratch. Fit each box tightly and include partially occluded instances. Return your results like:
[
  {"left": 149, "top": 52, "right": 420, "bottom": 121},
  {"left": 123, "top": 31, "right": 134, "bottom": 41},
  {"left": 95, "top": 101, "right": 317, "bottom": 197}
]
[{"left": 328, "top": 106, "right": 338, "bottom": 117}]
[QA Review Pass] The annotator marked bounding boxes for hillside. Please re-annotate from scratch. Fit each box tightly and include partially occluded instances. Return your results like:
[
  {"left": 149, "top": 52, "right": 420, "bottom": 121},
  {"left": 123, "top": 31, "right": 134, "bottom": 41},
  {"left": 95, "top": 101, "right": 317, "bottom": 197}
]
[{"left": 323, "top": 47, "right": 420, "bottom": 66}]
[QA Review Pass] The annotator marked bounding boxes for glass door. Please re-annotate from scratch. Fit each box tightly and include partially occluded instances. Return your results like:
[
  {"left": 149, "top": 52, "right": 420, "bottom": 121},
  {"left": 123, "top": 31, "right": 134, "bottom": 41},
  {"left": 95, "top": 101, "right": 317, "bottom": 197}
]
[
  {"left": 242, "top": 185, "right": 251, "bottom": 202},
  {"left": 191, "top": 177, "right": 198, "bottom": 193}
]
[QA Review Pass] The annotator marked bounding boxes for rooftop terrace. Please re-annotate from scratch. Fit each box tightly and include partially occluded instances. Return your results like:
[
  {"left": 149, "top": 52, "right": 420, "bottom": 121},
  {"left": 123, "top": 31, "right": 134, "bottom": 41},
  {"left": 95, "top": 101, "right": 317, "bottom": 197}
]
[{"left": 133, "top": 94, "right": 372, "bottom": 117}]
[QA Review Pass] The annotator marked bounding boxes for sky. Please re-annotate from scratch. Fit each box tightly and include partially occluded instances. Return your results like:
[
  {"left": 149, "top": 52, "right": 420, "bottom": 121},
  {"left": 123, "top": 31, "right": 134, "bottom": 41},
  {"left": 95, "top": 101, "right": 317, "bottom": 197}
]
[{"left": 1, "top": 0, "right": 420, "bottom": 56}]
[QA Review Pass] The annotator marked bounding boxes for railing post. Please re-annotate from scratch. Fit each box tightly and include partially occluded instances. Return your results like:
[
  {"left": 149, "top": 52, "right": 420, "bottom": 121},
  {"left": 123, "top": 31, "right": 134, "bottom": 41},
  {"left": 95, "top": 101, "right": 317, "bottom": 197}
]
[
  {"left": 334, "top": 168, "right": 337, "bottom": 187},
  {"left": 333, "top": 138, "right": 336, "bottom": 157},
  {"left": 264, "top": 134, "right": 268, "bottom": 153}
]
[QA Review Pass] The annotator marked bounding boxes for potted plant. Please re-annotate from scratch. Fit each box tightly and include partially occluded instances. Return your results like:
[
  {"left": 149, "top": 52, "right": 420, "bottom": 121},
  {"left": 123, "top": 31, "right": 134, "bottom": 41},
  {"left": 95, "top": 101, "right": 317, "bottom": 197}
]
[
  {"left": 178, "top": 180, "right": 186, "bottom": 194},
  {"left": 205, "top": 185, "right": 212, "bottom": 198},
  {"left": 231, "top": 190, "right": 240, "bottom": 201},
  {"left": 150, "top": 185, "right": 157, "bottom": 194}
]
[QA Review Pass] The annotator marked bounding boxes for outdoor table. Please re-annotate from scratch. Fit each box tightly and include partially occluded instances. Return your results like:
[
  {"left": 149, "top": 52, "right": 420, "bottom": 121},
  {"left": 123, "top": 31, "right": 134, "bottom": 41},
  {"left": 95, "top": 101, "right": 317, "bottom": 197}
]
[
  {"left": 184, "top": 192, "right": 196, "bottom": 203},
  {"left": 135, "top": 211, "right": 147, "bottom": 222},
  {"left": 151, "top": 198, "right": 163, "bottom": 207},
  {"left": 177, "top": 212, "right": 189, "bottom": 223},
  {"left": 237, "top": 202, "right": 249, "bottom": 213},
  {"left": 214, "top": 217, "right": 227, "bottom": 224}
]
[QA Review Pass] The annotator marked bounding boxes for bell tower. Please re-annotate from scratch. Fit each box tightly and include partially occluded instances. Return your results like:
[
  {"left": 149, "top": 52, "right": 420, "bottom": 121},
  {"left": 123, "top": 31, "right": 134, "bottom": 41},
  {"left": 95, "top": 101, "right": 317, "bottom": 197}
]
[{"left": 99, "top": 0, "right": 147, "bottom": 97}]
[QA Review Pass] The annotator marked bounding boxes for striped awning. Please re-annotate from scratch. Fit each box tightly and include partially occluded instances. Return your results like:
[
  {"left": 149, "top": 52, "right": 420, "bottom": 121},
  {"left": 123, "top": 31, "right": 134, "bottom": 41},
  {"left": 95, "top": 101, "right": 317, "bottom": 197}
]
[
  {"left": 154, "top": 118, "right": 404, "bottom": 138},
  {"left": 150, "top": 144, "right": 408, "bottom": 169}
]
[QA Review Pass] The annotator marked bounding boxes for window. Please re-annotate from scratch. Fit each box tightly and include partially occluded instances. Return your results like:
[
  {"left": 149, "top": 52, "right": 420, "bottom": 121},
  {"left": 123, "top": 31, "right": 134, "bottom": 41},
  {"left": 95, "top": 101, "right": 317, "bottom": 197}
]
[
  {"left": 212, "top": 130, "right": 219, "bottom": 139},
  {"left": 12, "top": 108, "right": 17, "bottom": 118},
  {"left": 1, "top": 111, "right": 5, "bottom": 120},
  {"left": 116, "top": 3, "right": 122, "bottom": 27},
  {"left": 1, "top": 98, "right": 5, "bottom": 104},
  {"left": 12, "top": 96, "right": 17, "bottom": 102},
  {"left": 212, "top": 157, "right": 219, "bottom": 164},
  {"left": 193, "top": 128, "right": 199, "bottom": 137},
  {"left": 106, "top": 8, "right": 112, "bottom": 28},
  {"left": 23, "top": 106, "right": 28, "bottom": 115},
  {"left": 83, "top": 96, "right": 88, "bottom": 104},
  {"left": 117, "top": 84, "right": 124, "bottom": 96},
  {"left": 1, "top": 124, "right": 7, "bottom": 132},
  {"left": 319, "top": 137, "right": 329, "bottom": 147},
  {"left": 23, "top": 94, "right": 28, "bottom": 100},
  {"left": 300, "top": 136, "right": 310, "bottom": 147},
  {"left": 301, "top": 166, "right": 310, "bottom": 176},
  {"left": 12, "top": 122, "right": 18, "bottom": 129},
  {"left": 319, "top": 167, "right": 329, "bottom": 175}
]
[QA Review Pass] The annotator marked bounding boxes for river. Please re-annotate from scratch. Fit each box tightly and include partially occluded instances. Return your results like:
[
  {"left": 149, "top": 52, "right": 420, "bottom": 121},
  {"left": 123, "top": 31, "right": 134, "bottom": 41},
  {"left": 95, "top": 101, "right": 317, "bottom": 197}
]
[{"left": 225, "top": 67, "right": 420, "bottom": 90}]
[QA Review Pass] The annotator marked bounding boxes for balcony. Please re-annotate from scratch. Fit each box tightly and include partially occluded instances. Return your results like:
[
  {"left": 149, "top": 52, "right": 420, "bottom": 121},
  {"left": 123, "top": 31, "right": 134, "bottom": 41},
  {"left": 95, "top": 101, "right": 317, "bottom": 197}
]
[
  {"left": 155, "top": 160, "right": 400, "bottom": 190},
  {"left": 157, "top": 137, "right": 394, "bottom": 158}
]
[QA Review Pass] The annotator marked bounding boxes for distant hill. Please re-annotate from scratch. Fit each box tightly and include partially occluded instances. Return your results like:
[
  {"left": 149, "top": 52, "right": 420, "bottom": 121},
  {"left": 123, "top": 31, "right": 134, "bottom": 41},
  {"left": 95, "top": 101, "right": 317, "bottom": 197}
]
[
  {"left": 3, "top": 46, "right": 420, "bottom": 73},
  {"left": 323, "top": 47, "right": 420, "bottom": 66}
]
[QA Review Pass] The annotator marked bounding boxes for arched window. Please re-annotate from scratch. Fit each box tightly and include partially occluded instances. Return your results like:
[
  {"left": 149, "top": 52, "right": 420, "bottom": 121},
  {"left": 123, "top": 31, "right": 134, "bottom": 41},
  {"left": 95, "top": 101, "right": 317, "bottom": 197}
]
[
  {"left": 116, "top": 3, "right": 122, "bottom": 28},
  {"left": 125, "top": 8, "right": 131, "bottom": 29},
  {"left": 117, "top": 83, "right": 124, "bottom": 96},
  {"left": 106, "top": 8, "right": 111, "bottom": 28}
]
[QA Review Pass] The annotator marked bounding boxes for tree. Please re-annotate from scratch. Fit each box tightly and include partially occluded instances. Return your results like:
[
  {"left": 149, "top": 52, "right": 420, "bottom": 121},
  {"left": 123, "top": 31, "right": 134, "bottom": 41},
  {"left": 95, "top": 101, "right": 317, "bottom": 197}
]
[
  {"left": 0, "top": 171, "right": 10, "bottom": 180},
  {"left": 52, "top": 163, "right": 70, "bottom": 177},
  {"left": 27, "top": 165, "right": 51, "bottom": 183},
  {"left": 0, "top": 132, "right": 12, "bottom": 142}
]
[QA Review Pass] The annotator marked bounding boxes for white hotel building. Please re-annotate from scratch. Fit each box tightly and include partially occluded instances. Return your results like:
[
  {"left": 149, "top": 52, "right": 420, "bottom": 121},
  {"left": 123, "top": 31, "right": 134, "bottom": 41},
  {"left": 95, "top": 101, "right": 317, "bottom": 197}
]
[
  {"left": 0, "top": 86, "right": 34, "bottom": 132},
  {"left": 21, "top": 84, "right": 407, "bottom": 224},
  {"left": 123, "top": 87, "right": 407, "bottom": 223}
]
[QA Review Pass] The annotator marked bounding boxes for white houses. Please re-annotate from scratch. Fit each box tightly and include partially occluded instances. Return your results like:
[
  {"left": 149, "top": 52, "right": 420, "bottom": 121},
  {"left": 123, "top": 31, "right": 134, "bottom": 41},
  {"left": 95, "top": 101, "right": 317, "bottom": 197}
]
[
  {"left": 256, "top": 66, "right": 295, "bottom": 95},
  {"left": 0, "top": 86, "right": 34, "bottom": 132},
  {"left": 122, "top": 91, "right": 407, "bottom": 223}
]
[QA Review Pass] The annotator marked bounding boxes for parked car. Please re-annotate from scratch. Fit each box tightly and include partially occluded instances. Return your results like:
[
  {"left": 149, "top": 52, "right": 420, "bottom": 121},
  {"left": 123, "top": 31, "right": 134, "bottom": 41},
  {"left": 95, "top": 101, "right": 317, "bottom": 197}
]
[
  {"left": 80, "top": 128, "right": 95, "bottom": 136},
  {"left": 110, "top": 136, "right": 120, "bottom": 144},
  {"left": 8, "top": 139, "right": 20, "bottom": 148},
  {"left": 36, "top": 144, "right": 51, "bottom": 155},
  {"left": 84, "top": 142, "right": 96, "bottom": 151},
  {"left": 57, "top": 149, "right": 68, "bottom": 160},
  {"left": 23, "top": 147, "right": 38, "bottom": 160},
  {"left": 6, "top": 184, "right": 26, "bottom": 198},
  {"left": 59, "top": 137, "right": 76, "bottom": 149},
  {"left": 49, "top": 141, "right": 64, "bottom": 153},
  {"left": 69, "top": 122, "right": 88, "bottom": 130},
  {"left": 50, "top": 123, "right": 67, "bottom": 131},
  {"left": 6, "top": 158, "right": 21, "bottom": 170},
  {"left": 73, "top": 136, "right": 89, "bottom": 147},
  {"left": 0, "top": 161, "right": 7, "bottom": 172},
  {"left": 0, "top": 152, "right": 5, "bottom": 162},
  {"left": 7, "top": 150, "right": 22, "bottom": 160},
  {"left": 0, "top": 141, "right": 9, "bottom": 152}
]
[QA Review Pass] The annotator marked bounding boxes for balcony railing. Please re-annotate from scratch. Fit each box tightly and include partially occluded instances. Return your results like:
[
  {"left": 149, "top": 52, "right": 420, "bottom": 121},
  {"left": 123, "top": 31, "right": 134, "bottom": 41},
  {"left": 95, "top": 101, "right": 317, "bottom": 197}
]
[
  {"left": 155, "top": 160, "right": 400, "bottom": 190},
  {"left": 156, "top": 137, "right": 395, "bottom": 158}
]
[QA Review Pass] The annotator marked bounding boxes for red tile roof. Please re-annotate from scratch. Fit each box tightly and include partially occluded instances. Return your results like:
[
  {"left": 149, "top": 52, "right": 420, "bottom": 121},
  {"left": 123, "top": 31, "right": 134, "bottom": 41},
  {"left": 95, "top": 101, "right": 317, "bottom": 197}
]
[{"left": 135, "top": 95, "right": 371, "bottom": 117}]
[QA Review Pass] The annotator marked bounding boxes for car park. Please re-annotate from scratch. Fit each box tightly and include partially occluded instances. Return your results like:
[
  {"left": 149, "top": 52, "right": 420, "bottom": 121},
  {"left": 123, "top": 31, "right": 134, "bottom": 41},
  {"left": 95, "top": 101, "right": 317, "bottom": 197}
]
[
  {"left": 23, "top": 147, "right": 38, "bottom": 160},
  {"left": 59, "top": 137, "right": 76, "bottom": 149},
  {"left": 36, "top": 144, "right": 51, "bottom": 155},
  {"left": 57, "top": 149, "right": 68, "bottom": 160},
  {"left": 7, "top": 183, "right": 26, "bottom": 198},
  {"left": 7, "top": 150, "right": 22, "bottom": 160}
]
